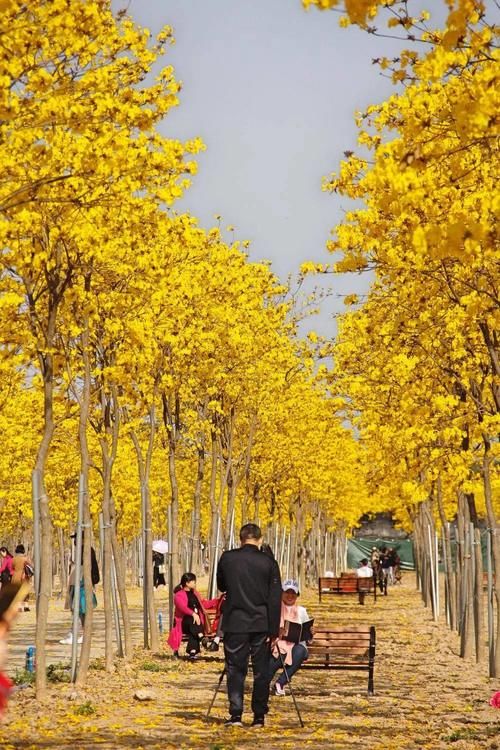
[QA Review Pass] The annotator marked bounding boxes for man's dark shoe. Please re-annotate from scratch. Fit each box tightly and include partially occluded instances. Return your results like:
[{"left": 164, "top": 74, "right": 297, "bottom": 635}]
[
  {"left": 224, "top": 715, "right": 243, "bottom": 727},
  {"left": 206, "top": 640, "right": 220, "bottom": 652},
  {"left": 251, "top": 716, "right": 265, "bottom": 728}
]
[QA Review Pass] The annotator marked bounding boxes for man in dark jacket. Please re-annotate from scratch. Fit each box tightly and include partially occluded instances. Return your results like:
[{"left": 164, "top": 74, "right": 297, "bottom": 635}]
[{"left": 217, "top": 523, "right": 281, "bottom": 728}]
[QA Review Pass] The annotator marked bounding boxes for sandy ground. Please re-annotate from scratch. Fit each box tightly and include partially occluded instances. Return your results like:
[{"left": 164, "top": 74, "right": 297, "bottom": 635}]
[{"left": 0, "top": 578, "right": 499, "bottom": 750}]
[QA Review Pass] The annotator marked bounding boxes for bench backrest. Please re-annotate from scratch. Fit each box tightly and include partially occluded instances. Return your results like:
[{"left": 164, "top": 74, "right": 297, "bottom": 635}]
[
  {"left": 305, "top": 626, "right": 375, "bottom": 665},
  {"left": 318, "top": 576, "right": 374, "bottom": 594}
]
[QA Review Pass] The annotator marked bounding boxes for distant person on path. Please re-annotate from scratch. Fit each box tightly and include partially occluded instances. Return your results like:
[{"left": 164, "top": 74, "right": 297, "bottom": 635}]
[
  {"left": 153, "top": 551, "right": 166, "bottom": 588},
  {"left": 167, "top": 572, "right": 219, "bottom": 660},
  {"left": 268, "top": 579, "right": 312, "bottom": 696},
  {"left": 379, "top": 547, "right": 391, "bottom": 595},
  {"left": 388, "top": 548, "right": 400, "bottom": 584},
  {"left": 356, "top": 558, "right": 373, "bottom": 605},
  {"left": 216, "top": 523, "right": 282, "bottom": 729},
  {"left": 60, "top": 534, "right": 100, "bottom": 645}
]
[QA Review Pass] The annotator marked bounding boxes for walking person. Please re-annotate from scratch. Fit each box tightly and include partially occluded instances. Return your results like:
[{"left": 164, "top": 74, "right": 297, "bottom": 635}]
[
  {"left": 60, "top": 534, "right": 100, "bottom": 645},
  {"left": 379, "top": 547, "right": 390, "bottom": 595},
  {"left": 216, "top": 523, "right": 282, "bottom": 729}
]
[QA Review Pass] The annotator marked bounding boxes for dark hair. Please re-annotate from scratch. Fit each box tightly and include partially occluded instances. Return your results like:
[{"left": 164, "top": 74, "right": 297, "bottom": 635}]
[
  {"left": 240, "top": 523, "right": 262, "bottom": 543},
  {"left": 260, "top": 543, "right": 275, "bottom": 559},
  {"left": 179, "top": 572, "right": 196, "bottom": 590},
  {"left": 0, "top": 547, "right": 11, "bottom": 557},
  {"left": 15, "top": 544, "right": 25, "bottom": 555},
  {"left": 360, "top": 558, "right": 368, "bottom": 566}
]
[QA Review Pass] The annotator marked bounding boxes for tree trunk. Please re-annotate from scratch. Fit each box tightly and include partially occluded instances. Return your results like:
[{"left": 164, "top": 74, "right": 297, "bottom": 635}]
[
  {"left": 482, "top": 438, "right": 500, "bottom": 676},
  {"left": 191, "top": 444, "right": 205, "bottom": 574},
  {"left": 473, "top": 527, "right": 484, "bottom": 663},
  {"left": 100, "top": 440, "right": 115, "bottom": 671},
  {"left": 436, "top": 477, "right": 456, "bottom": 630},
  {"left": 34, "top": 351, "right": 55, "bottom": 699},
  {"left": 76, "top": 312, "right": 95, "bottom": 687},
  {"left": 458, "top": 494, "right": 474, "bottom": 660}
]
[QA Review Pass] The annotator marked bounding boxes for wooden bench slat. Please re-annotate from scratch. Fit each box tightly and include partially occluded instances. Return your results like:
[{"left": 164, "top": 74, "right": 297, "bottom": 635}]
[{"left": 296, "top": 625, "right": 376, "bottom": 695}]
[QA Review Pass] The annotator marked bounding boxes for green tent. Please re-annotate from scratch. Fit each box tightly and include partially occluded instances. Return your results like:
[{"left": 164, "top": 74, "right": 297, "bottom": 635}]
[{"left": 347, "top": 537, "right": 415, "bottom": 570}]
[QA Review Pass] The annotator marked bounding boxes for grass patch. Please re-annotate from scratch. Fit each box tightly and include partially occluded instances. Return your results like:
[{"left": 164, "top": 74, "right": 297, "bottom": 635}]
[
  {"left": 46, "top": 662, "right": 71, "bottom": 683},
  {"left": 139, "top": 660, "right": 162, "bottom": 672},
  {"left": 12, "top": 669, "right": 35, "bottom": 686},
  {"left": 89, "top": 657, "right": 106, "bottom": 671},
  {"left": 73, "top": 700, "right": 96, "bottom": 716}
]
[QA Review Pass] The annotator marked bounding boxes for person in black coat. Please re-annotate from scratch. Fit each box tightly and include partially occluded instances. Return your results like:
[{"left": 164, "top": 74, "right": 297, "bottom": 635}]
[{"left": 216, "top": 523, "right": 282, "bottom": 728}]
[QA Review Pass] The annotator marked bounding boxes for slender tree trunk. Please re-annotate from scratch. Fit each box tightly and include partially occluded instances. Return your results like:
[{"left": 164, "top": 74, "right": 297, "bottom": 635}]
[
  {"left": 145, "top": 403, "right": 159, "bottom": 651},
  {"left": 482, "top": 438, "right": 500, "bottom": 676},
  {"left": 458, "top": 494, "right": 474, "bottom": 660},
  {"left": 473, "top": 527, "right": 484, "bottom": 663},
  {"left": 34, "top": 351, "right": 55, "bottom": 698},
  {"left": 436, "top": 477, "right": 456, "bottom": 630},
  {"left": 167, "top": 435, "right": 180, "bottom": 589},
  {"left": 191, "top": 444, "right": 205, "bottom": 574},
  {"left": 109, "top": 511, "right": 133, "bottom": 659},
  {"left": 100, "top": 442, "right": 114, "bottom": 671},
  {"left": 130, "top": 403, "right": 159, "bottom": 652},
  {"left": 76, "top": 311, "right": 95, "bottom": 687},
  {"left": 58, "top": 527, "right": 68, "bottom": 596}
]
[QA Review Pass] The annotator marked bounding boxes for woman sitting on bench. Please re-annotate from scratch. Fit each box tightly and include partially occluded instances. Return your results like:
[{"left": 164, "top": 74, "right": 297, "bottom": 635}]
[
  {"left": 167, "top": 572, "right": 219, "bottom": 660},
  {"left": 268, "top": 579, "right": 313, "bottom": 696}
]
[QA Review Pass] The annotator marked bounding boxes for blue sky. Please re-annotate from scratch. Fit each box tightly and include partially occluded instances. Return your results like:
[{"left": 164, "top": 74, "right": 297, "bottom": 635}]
[{"left": 118, "top": 0, "right": 411, "bottom": 334}]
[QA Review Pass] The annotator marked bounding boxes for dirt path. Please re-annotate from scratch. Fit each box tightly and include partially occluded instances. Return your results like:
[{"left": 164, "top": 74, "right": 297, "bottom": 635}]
[{"left": 1, "top": 579, "right": 498, "bottom": 750}]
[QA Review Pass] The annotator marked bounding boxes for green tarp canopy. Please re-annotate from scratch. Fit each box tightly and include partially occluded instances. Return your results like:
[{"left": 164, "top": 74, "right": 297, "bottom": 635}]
[{"left": 347, "top": 538, "right": 415, "bottom": 570}]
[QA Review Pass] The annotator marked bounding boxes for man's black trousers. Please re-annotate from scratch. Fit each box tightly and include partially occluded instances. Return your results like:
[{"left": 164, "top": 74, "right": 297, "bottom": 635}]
[{"left": 223, "top": 631, "right": 270, "bottom": 719}]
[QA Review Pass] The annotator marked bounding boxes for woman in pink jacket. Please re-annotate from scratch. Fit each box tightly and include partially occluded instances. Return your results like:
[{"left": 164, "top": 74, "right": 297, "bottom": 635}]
[{"left": 167, "top": 573, "right": 219, "bottom": 660}]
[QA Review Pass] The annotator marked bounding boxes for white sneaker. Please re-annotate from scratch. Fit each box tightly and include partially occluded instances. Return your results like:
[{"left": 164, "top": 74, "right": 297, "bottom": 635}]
[
  {"left": 59, "top": 634, "right": 83, "bottom": 645},
  {"left": 274, "top": 682, "right": 286, "bottom": 696}
]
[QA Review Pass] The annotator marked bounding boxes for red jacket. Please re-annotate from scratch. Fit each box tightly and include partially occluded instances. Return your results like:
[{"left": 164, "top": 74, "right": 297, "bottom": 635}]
[
  {"left": 0, "top": 557, "right": 13, "bottom": 580},
  {"left": 167, "top": 589, "right": 219, "bottom": 651}
]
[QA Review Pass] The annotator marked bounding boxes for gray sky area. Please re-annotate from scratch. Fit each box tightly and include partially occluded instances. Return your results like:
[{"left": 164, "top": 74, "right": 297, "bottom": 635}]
[{"left": 119, "top": 0, "right": 416, "bottom": 336}]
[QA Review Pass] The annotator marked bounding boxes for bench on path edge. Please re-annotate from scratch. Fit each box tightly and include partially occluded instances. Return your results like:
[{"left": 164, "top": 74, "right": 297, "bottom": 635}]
[
  {"left": 318, "top": 575, "right": 377, "bottom": 604},
  {"left": 301, "top": 626, "right": 376, "bottom": 695},
  {"left": 180, "top": 605, "right": 221, "bottom": 654}
]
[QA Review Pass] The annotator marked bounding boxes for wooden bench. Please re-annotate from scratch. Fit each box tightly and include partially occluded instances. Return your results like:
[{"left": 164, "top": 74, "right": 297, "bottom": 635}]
[
  {"left": 301, "top": 626, "right": 376, "bottom": 695},
  {"left": 318, "top": 575, "right": 377, "bottom": 603},
  {"left": 181, "top": 605, "right": 220, "bottom": 652}
]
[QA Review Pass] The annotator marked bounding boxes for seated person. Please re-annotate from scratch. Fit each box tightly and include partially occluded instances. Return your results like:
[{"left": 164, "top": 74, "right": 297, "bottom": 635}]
[
  {"left": 269, "top": 578, "right": 312, "bottom": 696},
  {"left": 356, "top": 558, "right": 373, "bottom": 604},
  {"left": 167, "top": 572, "right": 219, "bottom": 660}
]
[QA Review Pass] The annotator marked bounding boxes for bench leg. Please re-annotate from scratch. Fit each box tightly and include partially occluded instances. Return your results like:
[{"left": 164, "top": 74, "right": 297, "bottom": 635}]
[{"left": 368, "top": 664, "right": 374, "bottom": 696}]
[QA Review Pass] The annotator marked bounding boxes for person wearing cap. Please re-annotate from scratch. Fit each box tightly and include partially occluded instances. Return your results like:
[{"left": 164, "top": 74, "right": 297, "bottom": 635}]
[
  {"left": 268, "top": 579, "right": 312, "bottom": 696},
  {"left": 216, "top": 523, "right": 282, "bottom": 728}
]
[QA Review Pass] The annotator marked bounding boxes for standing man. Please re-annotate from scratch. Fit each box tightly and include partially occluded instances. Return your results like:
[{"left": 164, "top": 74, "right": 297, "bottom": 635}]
[{"left": 217, "top": 523, "right": 281, "bottom": 728}]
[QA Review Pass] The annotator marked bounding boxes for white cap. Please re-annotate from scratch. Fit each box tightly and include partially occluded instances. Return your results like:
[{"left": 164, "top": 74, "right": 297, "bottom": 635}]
[{"left": 282, "top": 579, "right": 299, "bottom": 594}]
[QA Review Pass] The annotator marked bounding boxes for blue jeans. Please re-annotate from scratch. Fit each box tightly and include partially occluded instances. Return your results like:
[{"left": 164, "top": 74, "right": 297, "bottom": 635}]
[{"left": 268, "top": 643, "right": 308, "bottom": 687}]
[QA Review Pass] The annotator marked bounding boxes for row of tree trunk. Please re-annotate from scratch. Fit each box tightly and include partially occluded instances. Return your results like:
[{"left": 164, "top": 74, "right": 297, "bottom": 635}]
[{"left": 413, "top": 470, "right": 499, "bottom": 677}]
